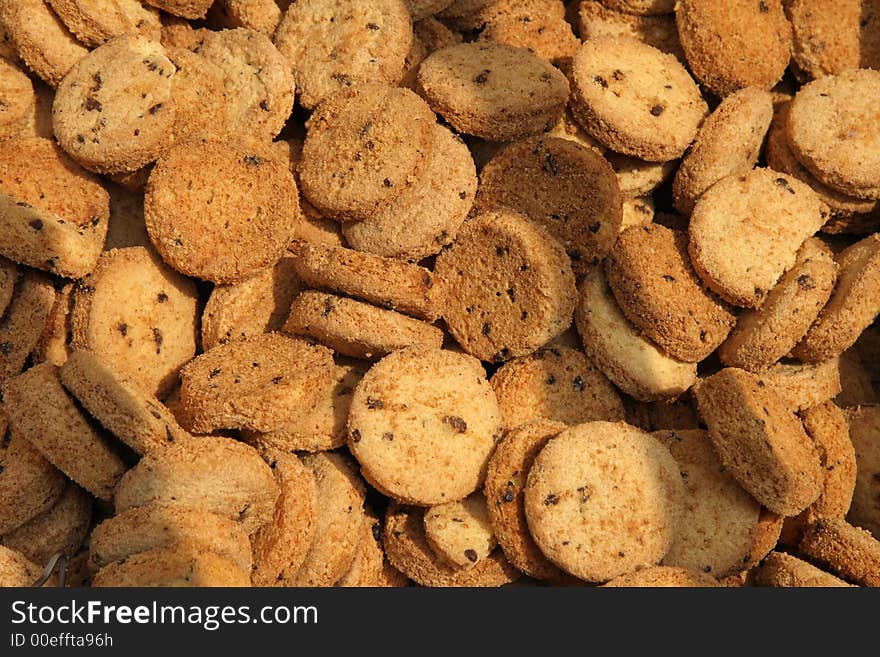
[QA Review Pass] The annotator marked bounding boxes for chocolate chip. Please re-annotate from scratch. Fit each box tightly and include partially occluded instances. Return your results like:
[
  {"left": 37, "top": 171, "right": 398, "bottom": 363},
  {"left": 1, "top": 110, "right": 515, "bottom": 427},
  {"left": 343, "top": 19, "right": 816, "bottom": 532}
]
[
  {"left": 322, "top": 298, "right": 334, "bottom": 316},
  {"left": 543, "top": 152, "right": 559, "bottom": 176},
  {"left": 209, "top": 367, "right": 221, "bottom": 378},
  {"left": 612, "top": 69, "right": 624, "bottom": 80},
  {"left": 84, "top": 96, "right": 102, "bottom": 112},
  {"left": 521, "top": 310, "right": 528, "bottom": 320},
  {"left": 443, "top": 415, "right": 468, "bottom": 433},
  {"left": 331, "top": 72, "right": 353, "bottom": 85},
  {"left": 366, "top": 22, "right": 380, "bottom": 30},
  {"left": 594, "top": 75, "right": 608, "bottom": 88},
  {"left": 382, "top": 432, "right": 394, "bottom": 441},
  {"left": 797, "top": 274, "right": 815, "bottom": 290},
  {"left": 272, "top": 376, "right": 283, "bottom": 384},
  {"left": 157, "top": 292, "right": 168, "bottom": 303},
  {"left": 506, "top": 288, "right": 516, "bottom": 301},
  {"left": 259, "top": 99, "right": 270, "bottom": 111},
  {"left": 572, "top": 375, "right": 584, "bottom": 391},
  {"left": 459, "top": 190, "right": 468, "bottom": 200},
  {"left": 775, "top": 177, "right": 795, "bottom": 194},
  {"left": 350, "top": 429, "right": 361, "bottom": 443},
  {"left": 482, "top": 322, "right": 491, "bottom": 335},
  {"left": 28, "top": 219, "right": 43, "bottom": 231},
  {"left": 383, "top": 178, "right": 393, "bottom": 188},
  {"left": 90, "top": 72, "right": 102, "bottom": 92},
  {"left": 117, "top": 323, "right": 128, "bottom": 336},
  {"left": 589, "top": 222, "right": 601, "bottom": 234},
  {"left": 650, "top": 104, "right": 665, "bottom": 116},
  {"left": 474, "top": 69, "right": 491, "bottom": 84},
  {"left": 544, "top": 493, "right": 559, "bottom": 506},
  {"left": 758, "top": 0, "right": 769, "bottom": 12},
  {"left": 366, "top": 396, "right": 384, "bottom": 410},
  {"left": 0, "top": 342, "right": 12, "bottom": 356},
  {"left": 464, "top": 549, "right": 478, "bottom": 563},
  {"left": 699, "top": 329, "right": 707, "bottom": 342},
  {"left": 546, "top": 375, "right": 556, "bottom": 385},
  {"left": 242, "top": 154, "right": 262, "bottom": 166},
  {"left": 662, "top": 274, "right": 675, "bottom": 282},
  {"left": 149, "top": 103, "right": 163, "bottom": 115},
  {"left": 152, "top": 327, "right": 163, "bottom": 353},
  {"left": 503, "top": 484, "right": 515, "bottom": 503}
]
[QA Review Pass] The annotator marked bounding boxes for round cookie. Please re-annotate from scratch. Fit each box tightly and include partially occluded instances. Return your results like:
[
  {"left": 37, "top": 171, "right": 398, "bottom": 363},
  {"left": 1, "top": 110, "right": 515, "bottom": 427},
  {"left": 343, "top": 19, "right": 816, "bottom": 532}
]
[
  {"left": 208, "top": 0, "right": 282, "bottom": 36},
  {"left": 93, "top": 546, "right": 251, "bottom": 587},
  {"left": 653, "top": 429, "right": 761, "bottom": 578},
  {"left": 342, "top": 122, "right": 476, "bottom": 261},
  {"left": 754, "top": 551, "right": 850, "bottom": 587},
  {"left": 88, "top": 504, "right": 253, "bottom": 574},
  {"left": 416, "top": 42, "right": 569, "bottom": 141},
  {"left": 792, "top": 233, "right": 880, "bottom": 362},
  {"left": 673, "top": 88, "right": 775, "bottom": 216},
  {"left": 845, "top": 406, "right": 880, "bottom": 538},
  {"left": 569, "top": 36, "right": 707, "bottom": 162},
  {"left": 606, "top": 151, "right": 676, "bottom": 198},
  {"left": 787, "top": 69, "right": 880, "bottom": 200},
  {"left": 0, "top": 0, "right": 89, "bottom": 87},
  {"left": 605, "top": 224, "right": 736, "bottom": 362},
  {"left": 576, "top": 2, "right": 684, "bottom": 62},
  {"left": 719, "top": 238, "right": 838, "bottom": 372},
  {"left": 53, "top": 36, "right": 177, "bottom": 174},
  {"left": 603, "top": 566, "right": 717, "bottom": 587},
  {"left": 524, "top": 421, "right": 685, "bottom": 582},
  {"left": 479, "top": 3, "right": 579, "bottom": 67},
  {"left": 757, "top": 359, "right": 841, "bottom": 413},
  {"left": 798, "top": 518, "right": 880, "bottom": 586},
  {"left": 0, "top": 432, "right": 66, "bottom": 535},
  {"left": 274, "top": 0, "right": 413, "bottom": 110},
  {"left": 574, "top": 268, "right": 698, "bottom": 402},
  {"left": 0, "top": 137, "right": 110, "bottom": 278},
  {"left": 70, "top": 247, "right": 199, "bottom": 398},
  {"left": 383, "top": 503, "right": 521, "bottom": 587},
  {"left": 178, "top": 333, "right": 334, "bottom": 435},
  {"left": 424, "top": 492, "right": 496, "bottom": 569},
  {"left": 48, "top": 0, "right": 161, "bottom": 47},
  {"left": 601, "top": 0, "right": 674, "bottom": 15},
  {"left": 2, "top": 362, "right": 127, "bottom": 501},
  {"left": 145, "top": 0, "right": 213, "bottom": 20},
  {"left": 298, "top": 84, "right": 435, "bottom": 221},
  {"left": 483, "top": 419, "right": 575, "bottom": 582},
  {"left": 490, "top": 347, "right": 624, "bottom": 429},
  {"left": 0, "top": 58, "right": 34, "bottom": 138},
  {"left": 0, "top": 545, "right": 47, "bottom": 587},
  {"left": 114, "top": 436, "right": 279, "bottom": 535},
  {"left": 59, "top": 349, "right": 189, "bottom": 454},
  {"left": 0, "top": 270, "right": 56, "bottom": 383},
  {"left": 474, "top": 135, "right": 623, "bottom": 274},
  {"left": 435, "top": 210, "right": 577, "bottom": 363},
  {"left": 675, "top": 0, "right": 792, "bottom": 97},
  {"left": 145, "top": 141, "right": 301, "bottom": 283},
  {"left": 693, "top": 367, "right": 824, "bottom": 516},
  {"left": 743, "top": 508, "right": 785, "bottom": 569},
  {"left": 165, "top": 47, "right": 231, "bottom": 146},
  {"left": 337, "top": 509, "right": 409, "bottom": 587},
  {"left": 688, "top": 168, "right": 830, "bottom": 308},
  {"left": 401, "top": 15, "right": 461, "bottom": 89},
  {"left": 348, "top": 346, "right": 502, "bottom": 506}
]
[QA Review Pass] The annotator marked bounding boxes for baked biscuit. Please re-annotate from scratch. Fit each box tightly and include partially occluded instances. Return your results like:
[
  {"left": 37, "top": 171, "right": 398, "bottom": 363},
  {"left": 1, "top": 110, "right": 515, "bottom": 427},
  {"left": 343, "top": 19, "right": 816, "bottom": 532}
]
[
  {"left": 48, "top": 0, "right": 161, "bottom": 47},
  {"left": 93, "top": 547, "right": 251, "bottom": 587},
  {"left": 577, "top": 2, "right": 684, "bottom": 61},
  {"left": 603, "top": 566, "right": 717, "bottom": 588},
  {"left": 0, "top": 431, "right": 66, "bottom": 535},
  {"left": 145, "top": 0, "right": 213, "bottom": 20},
  {"left": 0, "top": 544, "right": 48, "bottom": 587},
  {"left": 757, "top": 360, "right": 841, "bottom": 412},
  {"left": 0, "top": 270, "right": 56, "bottom": 383},
  {"left": 0, "top": 58, "right": 34, "bottom": 138},
  {"left": 845, "top": 406, "right": 880, "bottom": 538},
  {"left": 754, "top": 551, "right": 850, "bottom": 587},
  {"left": 424, "top": 492, "right": 496, "bottom": 569},
  {"left": 798, "top": 518, "right": 880, "bottom": 586}
]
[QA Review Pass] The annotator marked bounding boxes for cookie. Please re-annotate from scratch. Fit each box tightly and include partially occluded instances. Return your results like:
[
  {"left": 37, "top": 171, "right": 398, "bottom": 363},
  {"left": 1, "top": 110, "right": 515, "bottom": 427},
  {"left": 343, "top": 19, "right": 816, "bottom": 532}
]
[
  {"left": 290, "top": 241, "right": 443, "bottom": 321},
  {"left": 845, "top": 406, "right": 880, "bottom": 538},
  {"left": 743, "top": 508, "right": 785, "bottom": 569},
  {"left": 145, "top": 0, "right": 213, "bottom": 20},
  {"left": 688, "top": 168, "right": 829, "bottom": 308},
  {"left": 251, "top": 449, "right": 318, "bottom": 586},
  {"left": 424, "top": 492, "right": 496, "bottom": 569},
  {"left": 298, "top": 84, "right": 435, "bottom": 221},
  {"left": 524, "top": 421, "right": 685, "bottom": 582},
  {"left": 48, "top": 0, "right": 161, "bottom": 47},
  {"left": 490, "top": 347, "right": 624, "bottom": 429},
  {"left": 798, "top": 518, "right": 880, "bottom": 586},
  {"left": 601, "top": 0, "right": 674, "bottom": 15},
  {"left": 479, "top": 3, "right": 579, "bottom": 67},
  {"left": 603, "top": 566, "right": 717, "bottom": 587},
  {"left": 719, "top": 237, "right": 838, "bottom": 372},
  {"left": 672, "top": 88, "right": 774, "bottom": 216},
  {"left": 88, "top": 504, "right": 253, "bottom": 574},
  {"left": 620, "top": 196, "right": 655, "bottom": 232},
  {"left": 0, "top": 58, "right": 34, "bottom": 138},
  {"left": 0, "top": 431, "right": 66, "bottom": 535},
  {"left": 59, "top": 348, "right": 189, "bottom": 454},
  {"left": 383, "top": 503, "right": 521, "bottom": 587},
  {"left": 337, "top": 509, "right": 409, "bottom": 587},
  {"left": 0, "top": 270, "right": 56, "bottom": 383},
  {"left": 754, "top": 551, "right": 850, "bottom": 587},
  {"left": 693, "top": 367, "right": 824, "bottom": 516},
  {"left": 606, "top": 151, "right": 676, "bottom": 198},
  {"left": 1, "top": 483, "right": 91, "bottom": 565},
  {"left": 653, "top": 429, "right": 761, "bottom": 578},
  {"left": 0, "top": 544, "right": 47, "bottom": 587},
  {"left": 70, "top": 247, "right": 199, "bottom": 398},
  {"left": 569, "top": 36, "right": 707, "bottom": 162},
  {"left": 164, "top": 47, "right": 231, "bottom": 146},
  {"left": 435, "top": 210, "right": 577, "bottom": 362},
  {"left": 284, "top": 451, "right": 366, "bottom": 587},
  {"left": 0, "top": 137, "right": 110, "bottom": 278},
  {"left": 483, "top": 419, "right": 575, "bottom": 582},
  {"left": 341, "top": 122, "right": 476, "bottom": 261},
  {"left": 606, "top": 224, "right": 735, "bottom": 362},
  {"left": 2, "top": 362, "right": 127, "bottom": 500},
  {"left": 348, "top": 346, "right": 502, "bottom": 505},
  {"left": 757, "top": 359, "right": 841, "bottom": 412},
  {"left": 274, "top": 0, "right": 413, "bottom": 110},
  {"left": 416, "top": 42, "right": 569, "bottom": 141},
  {"left": 675, "top": 0, "right": 792, "bottom": 97},
  {"left": 786, "top": 69, "right": 880, "bottom": 200},
  {"left": 574, "top": 268, "right": 698, "bottom": 401},
  {"left": 401, "top": 16, "right": 461, "bottom": 89},
  {"left": 576, "top": 2, "right": 684, "bottom": 61},
  {"left": 547, "top": 106, "right": 606, "bottom": 155},
  {"left": 207, "top": 0, "right": 282, "bottom": 36},
  {"left": 792, "top": 234, "right": 880, "bottom": 362},
  {"left": 473, "top": 135, "right": 623, "bottom": 274},
  {"left": 0, "top": 0, "right": 89, "bottom": 87},
  {"left": 92, "top": 546, "right": 251, "bottom": 587}
]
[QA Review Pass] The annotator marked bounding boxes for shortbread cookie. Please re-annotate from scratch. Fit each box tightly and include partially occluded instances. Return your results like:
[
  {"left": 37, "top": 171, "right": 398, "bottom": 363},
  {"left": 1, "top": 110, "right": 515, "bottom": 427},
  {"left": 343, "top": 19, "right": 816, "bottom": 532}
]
[
  {"left": 48, "top": 0, "right": 161, "bottom": 47},
  {"left": 606, "top": 151, "right": 676, "bottom": 198},
  {"left": 274, "top": 0, "right": 413, "bottom": 110},
  {"left": 348, "top": 346, "right": 502, "bottom": 505},
  {"left": 479, "top": 3, "right": 579, "bottom": 67},
  {"left": 384, "top": 504, "right": 521, "bottom": 587},
  {"left": 719, "top": 238, "right": 838, "bottom": 371},
  {"left": 673, "top": 88, "right": 774, "bottom": 215},
  {"left": 787, "top": 69, "right": 880, "bottom": 199},
  {"left": 743, "top": 508, "right": 785, "bottom": 569},
  {"left": 693, "top": 367, "right": 823, "bottom": 516},
  {"left": 424, "top": 492, "right": 496, "bottom": 568},
  {"left": 0, "top": 0, "right": 89, "bottom": 86},
  {"left": 290, "top": 242, "right": 442, "bottom": 321},
  {"left": 603, "top": 566, "right": 717, "bottom": 587},
  {"left": 0, "top": 545, "right": 47, "bottom": 587},
  {"left": 178, "top": 333, "right": 334, "bottom": 435},
  {"left": 337, "top": 509, "right": 409, "bottom": 587},
  {"left": 115, "top": 436, "right": 279, "bottom": 534},
  {"left": 799, "top": 518, "right": 880, "bottom": 586},
  {"left": 435, "top": 210, "right": 576, "bottom": 362},
  {"left": 59, "top": 349, "right": 188, "bottom": 454},
  {"left": 0, "top": 270, "right": 55, "bottom": 382},
  {"left": 474, "top": 135, "right": 623, "bottom": 273},
  {"left": 416, "top": 42, "right": 569, "bottom": 141},
  {"left": 569, "top": 36, "right": 707, "bottom": 162},
  {"left": 284, "top": 291, "right": 444, "bottom": 360},
  {"left": 675, "top": 0, "right": 792, "bottom": 97},
  {"left": 0, "top": 58, "right": 34, "bottom": 137},
  {"left": 2, "top": 363, "right": 127, "bottom": 501},
  {"left": 845, "top": 406, "right": 880, "bottom": 537},
  {"left": 792, "top": 234, "right": 880, "bottom": 362},
  {"left": 88, "top": 504, "right": 253, "bottom": 573},
  {"left": 525, "top": 421, "right": 685, "bottom": 582},
  {"left": 577, "top": 2, "right": 684, "bottom": 61},
  {"left": 688, "top": 168, "right": 829, "bottom": 308},
  {"left": 606, "top": 224, "right": 735, "bottom": 362},
  {"left": 0, "top": 432, "right": 66, "bottom": 535},
  {"left": 0, "top": 137, "right": 109, "bottom": 278},
  {"left": 654, "top": 429, "right": 761, "bottom": 578},
  {"left": 165, "top": 47, "right": 230, "bottom": 146},
  {"left": 251, "top": 449, "right": 318, "bottom": 586},
  {"left": 208, "top": 0, "right": 281, "bottom": 36},
  {"left": 757, "top": 360, "right": 841, "bottom": 412},
  {"left": 298, "top": 84, "right": 435, "bottom": 221},
  {"left": 70, "top": 247, "right": 199, "bottom": 398},
  {"left": 574, "top": 269, "right": 698, "bottom": 401},
  {"left": 145, "top": 0, "right": 213, "bottom": 20},
  {"left": 490, "top": 347, "right": 624, "bottom": 429},
  {"left": 754, "top": 551, "right": 850, "bottom": 587},
  {"left": 93, "top": 546, "right": 251, "bottom": 587}
]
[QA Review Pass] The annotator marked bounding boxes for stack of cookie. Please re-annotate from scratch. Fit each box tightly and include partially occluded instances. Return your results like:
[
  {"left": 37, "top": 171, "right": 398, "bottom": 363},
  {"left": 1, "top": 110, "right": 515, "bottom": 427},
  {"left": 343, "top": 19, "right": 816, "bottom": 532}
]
[{"left": 1, "top": 0, "right": 879, "bottom": 588}]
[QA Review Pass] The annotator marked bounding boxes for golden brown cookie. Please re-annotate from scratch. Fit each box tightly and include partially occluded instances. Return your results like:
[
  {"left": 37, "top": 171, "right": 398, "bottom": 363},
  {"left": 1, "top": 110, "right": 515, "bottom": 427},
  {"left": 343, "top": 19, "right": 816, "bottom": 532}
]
[
  {"left": 798, "top": 518, "right": 880, "bottom": 586},
  {"left": 479, "top": 1, "right": 579, "bottom": 67},
  {"left": 48, "top": 0, "right": 161, "bottom": 47},
  {"left": 757, "top": 360, "right": 841, "bottom": 412},
  {"left": 207, "top": 0, "right": 281, "bottom": 36},
  {"left": 603, "top": 566, "right": 718, "bottom": 587},
  {"left": 337, "top": 508, "right": 409, "bottom": 587},
  {"left": 0, "top": 544, "right": 47, "bottom": 587},
  {"left": 754, "top": 551, "right": 851, "bottom": 587},
  {"left": 0, "top": 270, "right": 56, "bottom": 383},
  {"left": 845, "top": 405, "right": 880, "bottom": 538},
  {"left": 424, "top": 492, "right": 496, "bottom": 568},
  {"left": 93, "top": 546, "right": 251, "bottom": 587},
  {"left": 577, "top": 2, "right": 684, "bottom": 61},
  {"left": 0, "top": 58, "right": 34, "bottom": 138},
  {"left": 0, "top": 431, "right": 66, "bottom": 535}
]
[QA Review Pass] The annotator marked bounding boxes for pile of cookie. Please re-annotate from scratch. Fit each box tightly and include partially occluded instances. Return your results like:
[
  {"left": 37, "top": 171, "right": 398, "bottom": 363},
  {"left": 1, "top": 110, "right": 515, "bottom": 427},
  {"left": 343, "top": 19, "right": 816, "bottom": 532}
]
[{"left": 0, "top": 0, "right": 879, "bottom": 588}]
